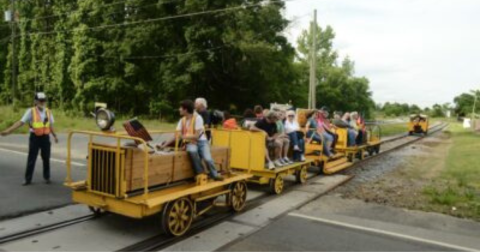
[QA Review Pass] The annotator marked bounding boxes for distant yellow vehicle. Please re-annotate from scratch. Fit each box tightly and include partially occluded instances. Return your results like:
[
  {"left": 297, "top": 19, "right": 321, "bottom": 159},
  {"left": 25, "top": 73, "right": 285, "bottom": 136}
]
[
  {"left": 65, "top": 109, "right": 251, "bottom": 237},
  {"left": 408, "top": 114, "right": 429, "bottom": 135}
]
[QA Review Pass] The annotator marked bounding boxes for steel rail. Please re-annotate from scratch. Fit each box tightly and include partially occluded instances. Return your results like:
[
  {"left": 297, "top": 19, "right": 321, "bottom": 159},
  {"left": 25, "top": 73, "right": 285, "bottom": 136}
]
[
  {"left": 116, "top": 191, "right": 275, "bottom": 252},
  {"left": 357, "top": 123, "right": 448, "bottom": 166},
  {"left": 0, "top": 214, "right": 97, "bottom": 245}
]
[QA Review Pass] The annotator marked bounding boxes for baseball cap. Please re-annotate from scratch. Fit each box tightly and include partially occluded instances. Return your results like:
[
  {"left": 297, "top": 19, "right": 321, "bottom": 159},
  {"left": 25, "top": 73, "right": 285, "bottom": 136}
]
[{"left": 35, "top": 92, "right": 47, "bottom": 102}]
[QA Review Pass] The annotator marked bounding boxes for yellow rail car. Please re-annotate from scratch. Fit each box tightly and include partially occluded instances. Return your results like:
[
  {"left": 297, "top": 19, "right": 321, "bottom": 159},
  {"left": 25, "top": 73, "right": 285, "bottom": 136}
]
[
  {"left": 212, "top": 129, "right": 314, "bottom": 195},
  {"left": 296, "top": 108, "right": 381, "bottom": 171},
  {"left": 334, "top": 126, "right": 381, "bottom": 162},
  {"left": 65, "top": 129, "right": 251, "bottom": 237},
  {"left": 408, "top": 114, "right": 429, "bottom": 135},
  {"left": 296, "top": 108, "right": 352, "bottom": 174}
]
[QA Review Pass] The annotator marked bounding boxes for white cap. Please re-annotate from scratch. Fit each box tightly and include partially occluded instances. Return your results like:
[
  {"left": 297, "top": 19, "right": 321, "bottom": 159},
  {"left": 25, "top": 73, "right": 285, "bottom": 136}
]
[{"left": 35, "top": 92, "right": 47, "bottom": 101}]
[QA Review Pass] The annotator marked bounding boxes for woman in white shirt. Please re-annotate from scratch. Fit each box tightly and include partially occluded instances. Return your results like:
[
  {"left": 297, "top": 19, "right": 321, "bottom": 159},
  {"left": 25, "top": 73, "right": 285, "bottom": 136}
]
[{"left": 284, "top": 110, "right": 306, "bottom": 162}]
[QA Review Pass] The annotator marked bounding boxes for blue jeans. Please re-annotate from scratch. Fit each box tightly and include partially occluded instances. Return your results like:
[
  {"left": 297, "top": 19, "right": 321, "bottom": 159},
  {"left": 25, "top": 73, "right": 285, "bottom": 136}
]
[
  {"left": 288, "top": 132, "right": 305, "bottom": 161},
  {"left": 186, "top": 140, "right": 219, "bottom": 178},
  {"left": 347, "top": 129, "right": 357, "bottom": 146},
  {"left": 307, "top": 131, "right": 333, "bottom": 157}
]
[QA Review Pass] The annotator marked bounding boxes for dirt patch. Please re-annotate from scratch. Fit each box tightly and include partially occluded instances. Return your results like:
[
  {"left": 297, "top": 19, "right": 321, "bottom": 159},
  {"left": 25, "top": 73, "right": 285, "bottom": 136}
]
[{"left": 334, "top": 131, "right": 471, "bottom": 218}]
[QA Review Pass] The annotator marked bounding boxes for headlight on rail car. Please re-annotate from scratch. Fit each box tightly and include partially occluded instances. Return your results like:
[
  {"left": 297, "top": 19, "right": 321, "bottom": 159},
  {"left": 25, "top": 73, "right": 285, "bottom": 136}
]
[{"left": 95, "top": 108, "right": 115, "bottom": 131}]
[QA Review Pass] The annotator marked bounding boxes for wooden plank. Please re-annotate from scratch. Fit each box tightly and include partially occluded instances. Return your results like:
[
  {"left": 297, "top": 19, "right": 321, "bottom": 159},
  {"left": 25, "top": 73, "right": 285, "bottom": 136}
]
[{"left": 123, "top": 146, "right": 230, "bottom": 192}]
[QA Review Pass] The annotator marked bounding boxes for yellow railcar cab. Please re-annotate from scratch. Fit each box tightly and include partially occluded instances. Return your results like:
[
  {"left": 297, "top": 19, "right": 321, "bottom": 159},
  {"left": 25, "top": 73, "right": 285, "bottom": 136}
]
[{"left": 408, "top": 114, "right": 429, "bottom": 135}]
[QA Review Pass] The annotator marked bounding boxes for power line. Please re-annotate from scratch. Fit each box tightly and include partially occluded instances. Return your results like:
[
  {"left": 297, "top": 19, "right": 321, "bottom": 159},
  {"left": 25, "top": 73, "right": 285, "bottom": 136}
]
[{"left": 18, "top": 0, "right": 300, "bottom": 38}]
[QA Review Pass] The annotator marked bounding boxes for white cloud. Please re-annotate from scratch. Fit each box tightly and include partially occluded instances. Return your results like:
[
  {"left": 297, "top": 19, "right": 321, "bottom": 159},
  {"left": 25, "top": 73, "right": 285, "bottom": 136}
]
[{"left": 285, "top": 0, "right": 480, "bottom": 107}]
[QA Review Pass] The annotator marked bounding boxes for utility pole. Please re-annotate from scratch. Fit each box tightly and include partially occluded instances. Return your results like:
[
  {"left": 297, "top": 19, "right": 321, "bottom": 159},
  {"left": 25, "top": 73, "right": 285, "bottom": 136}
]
[
  {"left": 308, "top": 9, "right": 317, "bottom": 109},
  {"left": 472, "top": 91, "right": 478, "bottom": 130},
  {"left": 10, "top": 0, "right": 16, "bottom": 110}
]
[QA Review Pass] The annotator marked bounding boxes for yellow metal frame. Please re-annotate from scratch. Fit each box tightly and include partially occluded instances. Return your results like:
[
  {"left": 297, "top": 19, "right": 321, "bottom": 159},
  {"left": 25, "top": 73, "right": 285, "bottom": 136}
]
[
  {"left": 65, "top": 129, "right": 252, "bottom": 220},
  {"left": 211, "top": 129, "right": 314, "bottom": 186},
  {"left": 408, "top": 120, "right": 429, "bottom": 134}
]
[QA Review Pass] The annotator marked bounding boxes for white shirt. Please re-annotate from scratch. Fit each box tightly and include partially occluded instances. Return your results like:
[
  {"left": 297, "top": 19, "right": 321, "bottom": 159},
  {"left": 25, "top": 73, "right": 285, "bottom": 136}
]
[
  {"left": 176, "top": 114, "right": 207, "bottom": 141},
  {"left": 284, "top": 120, "right": 300, "bottom": 134}
]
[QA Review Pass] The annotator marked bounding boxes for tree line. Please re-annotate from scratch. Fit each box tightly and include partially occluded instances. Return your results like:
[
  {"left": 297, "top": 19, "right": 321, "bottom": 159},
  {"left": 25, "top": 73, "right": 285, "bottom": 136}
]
[
  {"left": 0, "top": 0, "right": 375, "bottom": 120},
  {"left": 378, "top": 102, "right": 454, "bottom": 118}
]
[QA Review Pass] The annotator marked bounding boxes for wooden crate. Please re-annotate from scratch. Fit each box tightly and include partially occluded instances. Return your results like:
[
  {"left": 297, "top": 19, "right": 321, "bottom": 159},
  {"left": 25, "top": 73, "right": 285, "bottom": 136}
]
[{"left": 124, "top": 146, "right": 230, "bottom": 192}]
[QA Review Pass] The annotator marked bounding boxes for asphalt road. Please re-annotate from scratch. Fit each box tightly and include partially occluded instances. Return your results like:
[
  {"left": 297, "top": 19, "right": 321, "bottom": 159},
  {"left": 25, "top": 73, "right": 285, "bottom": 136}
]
[
  {"left": 0, "top": 144, "right": 86, "bottom": 219},
  {"left": 223, "top": 215, "right": 453, "bottom": 251}
]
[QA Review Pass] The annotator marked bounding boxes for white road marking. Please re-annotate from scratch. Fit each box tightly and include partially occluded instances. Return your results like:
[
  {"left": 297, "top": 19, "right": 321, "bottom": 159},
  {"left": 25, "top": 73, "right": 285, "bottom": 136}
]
[
  {"left": 288, "top": 212, "right": 478, "bottom": 252},
  {"left": 0, "top": 147, "right": 86, "bottom": 167}
]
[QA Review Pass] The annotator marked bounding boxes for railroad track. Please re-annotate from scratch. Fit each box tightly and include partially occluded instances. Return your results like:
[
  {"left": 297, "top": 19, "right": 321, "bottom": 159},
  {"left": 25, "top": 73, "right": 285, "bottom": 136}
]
[
  {"left": 116, "top": 190, "right": 276, "bottom": 251},
  {"left": 358, "top": 122, "right": 448, "bottom": 166},
  {"left": 0, "top": 123, "right": 448, "bottom": 249},
  {"left": 379, "top": 122, "right": 445, "bottom": 145},
  {"left": 0, "top": 214, "right": 96, "bottom": 245}
]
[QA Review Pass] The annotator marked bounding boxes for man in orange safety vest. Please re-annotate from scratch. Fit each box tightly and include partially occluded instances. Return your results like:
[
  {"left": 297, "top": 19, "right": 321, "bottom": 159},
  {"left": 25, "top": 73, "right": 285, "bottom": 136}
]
[{"left": 1, "top": 92, "right": 59, "bottom": 185}]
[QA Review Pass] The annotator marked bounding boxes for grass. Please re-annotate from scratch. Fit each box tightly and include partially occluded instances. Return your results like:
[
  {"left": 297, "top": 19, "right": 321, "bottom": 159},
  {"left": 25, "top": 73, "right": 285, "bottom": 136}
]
[
  {"left": 0, "top": 106, "right": 175, "bottom": 134},
  {"left": 422, "top": 123, "right": 480, "bottom": 219},
  {"left": 380, "top": 123, "right": 408, "bottom": 137}
]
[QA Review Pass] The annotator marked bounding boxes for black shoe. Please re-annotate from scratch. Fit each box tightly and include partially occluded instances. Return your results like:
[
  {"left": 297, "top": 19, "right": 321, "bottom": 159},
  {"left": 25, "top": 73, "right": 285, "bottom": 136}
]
[
  {"left": 213, "top": 175, "right": 224, "bottom": 181},
  {"left": 45, "top": 179, "right": 51, "bottom": 184},
  {"left": 22, "top": 181, "right": 31, "bottom": 186}
]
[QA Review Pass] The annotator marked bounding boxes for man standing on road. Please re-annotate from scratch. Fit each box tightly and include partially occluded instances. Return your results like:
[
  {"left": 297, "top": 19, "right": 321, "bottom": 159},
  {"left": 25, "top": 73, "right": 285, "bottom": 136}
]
[{"left": 0, "top": 92, "right": 59, "bottom": 186}]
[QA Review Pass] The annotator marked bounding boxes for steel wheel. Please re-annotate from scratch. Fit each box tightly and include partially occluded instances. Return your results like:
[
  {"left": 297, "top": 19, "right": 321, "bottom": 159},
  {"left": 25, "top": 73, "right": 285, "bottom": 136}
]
[
  {"left": 295, "top": 166, "right": 308, "bottom": 184},
  {"left": 269, "top": 175, "right": 284, "bottom": 195},
  {"left": 228, "top": 181, "right": 248, "bottom": 212},
  {"left": 375, "top": 145, "right": 381, "bottom": 154},
  {"left": 347, "top": 153, "right": 354, "bottom": 162},
  {"left": 161, "top": 197, "right": 194, "bottom": 237}
]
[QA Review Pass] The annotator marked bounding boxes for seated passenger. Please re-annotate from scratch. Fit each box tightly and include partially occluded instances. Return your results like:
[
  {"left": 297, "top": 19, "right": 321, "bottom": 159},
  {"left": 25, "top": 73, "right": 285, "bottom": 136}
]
[
  {"left": 284, "top": 110, "right": 306, "bottom": 162},
  {"left": 254, "top": 105, "right": 264, "bottom": 120},
  {"left": 319, "top": 106, "right": 337, "bottom": 151},
  {"left": 306, "top": 110, "right": 334, "bottom": 158},
  {"left": 241, "top": 108, "right": 258, "bottom": 129},
  {"left": 160, "top": 100, "right": 224, "bottom": 181},
  {"left": 222, "top": 111, "right": 238, "bottom": 130},
  {"left": 275, "top": 110, "right": 293, "bottom": 164},
  {"left": 195, "top": 97, "right": 211, "bottom": 140},
  {"left": 351, "top": 111, "right": 366, "bottom": 145},
  {"left": 251, "top": 111, "right": 283, "bottom": 169},
  {"left": 342, "top": 112, "right": 357, "bottom": 147}
]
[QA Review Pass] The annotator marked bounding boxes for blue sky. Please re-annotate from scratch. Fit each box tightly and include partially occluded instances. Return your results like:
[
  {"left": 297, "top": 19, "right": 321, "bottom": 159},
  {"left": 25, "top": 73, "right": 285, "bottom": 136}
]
[{"left": 284, "top": 0, "right": 480, "bottom": 108}]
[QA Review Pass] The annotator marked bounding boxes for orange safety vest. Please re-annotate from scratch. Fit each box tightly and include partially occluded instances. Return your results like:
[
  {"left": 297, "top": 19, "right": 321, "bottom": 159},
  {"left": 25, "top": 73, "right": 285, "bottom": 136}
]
[
  {"left": 181, "top": 114, "right": 197, "bottom": 142},
  {"left": 31, "top": 107, "right": 51, "bottom": 136}
]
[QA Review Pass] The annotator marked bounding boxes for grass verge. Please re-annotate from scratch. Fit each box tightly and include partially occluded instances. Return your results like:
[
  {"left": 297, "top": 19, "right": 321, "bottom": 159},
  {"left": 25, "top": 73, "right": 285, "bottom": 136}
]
[
  {"left": 380, "top": 123, "right": 408, "bottom": 137},
  {"left": 422, "top": 123, "right": 480, "bottom": 219}
]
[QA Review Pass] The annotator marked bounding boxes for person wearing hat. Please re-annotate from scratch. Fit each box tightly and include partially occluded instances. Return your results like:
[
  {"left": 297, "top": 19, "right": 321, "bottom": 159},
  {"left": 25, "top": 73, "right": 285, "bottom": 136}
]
[{"left": 0, "top": 92, "right": 59, "bottom": 185}]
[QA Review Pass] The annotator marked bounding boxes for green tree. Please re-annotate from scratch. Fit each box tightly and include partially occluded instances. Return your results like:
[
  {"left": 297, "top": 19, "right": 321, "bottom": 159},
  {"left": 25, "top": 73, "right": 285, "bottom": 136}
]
[
  {"left": 453, "top": 90, "right": 479, "bottom": 116},
  {"left": 431, "top": 103, "right": 445, "bottom": 118}
]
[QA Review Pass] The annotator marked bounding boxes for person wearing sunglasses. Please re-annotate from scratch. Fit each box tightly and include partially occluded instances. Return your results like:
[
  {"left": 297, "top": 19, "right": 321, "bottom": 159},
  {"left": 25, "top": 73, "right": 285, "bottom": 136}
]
[{"left": 284, "top": 110, "right": 306, "bottom": 162}]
